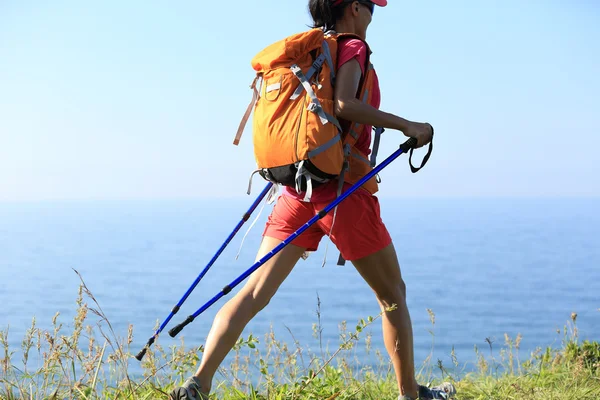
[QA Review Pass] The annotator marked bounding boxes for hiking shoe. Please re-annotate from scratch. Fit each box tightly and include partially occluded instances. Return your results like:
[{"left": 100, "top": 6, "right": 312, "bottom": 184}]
[
  {"left": 418, "top": 382, "right": 457, "bottom": 399},
  {"left": 169, "top": 376, "right": 209, "bottom": 400}
]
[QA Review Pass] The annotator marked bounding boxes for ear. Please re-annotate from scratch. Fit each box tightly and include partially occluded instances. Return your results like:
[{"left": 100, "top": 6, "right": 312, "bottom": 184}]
[{"left": 352, "top": 0, "right": 360, "bottom": 15}]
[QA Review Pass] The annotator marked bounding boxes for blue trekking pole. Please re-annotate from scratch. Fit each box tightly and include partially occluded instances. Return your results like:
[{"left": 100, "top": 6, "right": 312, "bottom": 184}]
[
  {"left": 168, "top": 134, "right": 433, "bottom": 338},
  {"left": 136, "top": 182, "right": 274, "bottom": 361}
]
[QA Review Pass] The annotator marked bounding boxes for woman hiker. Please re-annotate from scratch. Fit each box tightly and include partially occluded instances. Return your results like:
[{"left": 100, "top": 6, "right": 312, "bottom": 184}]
[{"left": 170, "top": 1, "right": 456, "bottom": 399}]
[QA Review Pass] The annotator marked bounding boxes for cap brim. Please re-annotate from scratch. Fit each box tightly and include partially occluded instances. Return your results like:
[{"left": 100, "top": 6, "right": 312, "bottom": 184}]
[{"left": 371, "top": 0, "right": 387, "bottom": 6}]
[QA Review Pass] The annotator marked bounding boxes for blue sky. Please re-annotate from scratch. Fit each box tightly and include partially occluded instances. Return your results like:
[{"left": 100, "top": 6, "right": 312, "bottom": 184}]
[{"left": 1, "top": 0, "right": 598, "bottom": 201}]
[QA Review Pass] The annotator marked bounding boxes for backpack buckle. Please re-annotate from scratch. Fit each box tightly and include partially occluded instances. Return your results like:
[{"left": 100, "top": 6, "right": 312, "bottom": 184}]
[{"left": 307, "top": 102, "right": 320, "bottom": 113}]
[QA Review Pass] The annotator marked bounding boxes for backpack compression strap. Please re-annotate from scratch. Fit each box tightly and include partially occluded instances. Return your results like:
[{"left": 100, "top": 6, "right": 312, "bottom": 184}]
[{"left": 233, "top": 75, "right": 261, "bottom": 146}]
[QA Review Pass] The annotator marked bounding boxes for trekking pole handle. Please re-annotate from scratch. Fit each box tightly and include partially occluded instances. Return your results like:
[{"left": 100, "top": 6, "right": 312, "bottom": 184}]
[{"left": 399, "top": 137, "right": 418, "bottom": 153}]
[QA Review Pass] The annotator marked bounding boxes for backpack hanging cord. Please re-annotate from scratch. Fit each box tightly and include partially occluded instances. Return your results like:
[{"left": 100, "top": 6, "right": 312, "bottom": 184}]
[{"left": 235, "top": 183, "right": 279, "bottom": 260}]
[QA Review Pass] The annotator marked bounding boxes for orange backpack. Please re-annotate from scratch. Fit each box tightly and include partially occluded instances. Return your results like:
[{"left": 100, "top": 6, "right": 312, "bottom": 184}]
[{"left": 234, "top": 28, "right": 381, "bottom": 199}]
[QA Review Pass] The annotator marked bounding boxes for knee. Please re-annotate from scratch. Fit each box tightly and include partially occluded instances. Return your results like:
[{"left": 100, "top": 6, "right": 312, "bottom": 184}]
[
  {"left": 218, "top": 288, "right": 272, "bottom": 322},
  {"left": 252, "top": 294, "right": 271, "bottom": 315},
  {"left": 226, "top": 282, "right": 276, "bottom": 318},
  {"left": 374, "top": 279, "right": 407, "bottom": 310},
  {"left": 248, "top": 286, "right": 274, "bottom": 316}
]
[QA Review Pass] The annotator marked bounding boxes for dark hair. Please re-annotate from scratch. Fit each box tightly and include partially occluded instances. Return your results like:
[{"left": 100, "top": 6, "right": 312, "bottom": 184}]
[{"left": 308, "top": 0, "right": 349, "bottom": 30}]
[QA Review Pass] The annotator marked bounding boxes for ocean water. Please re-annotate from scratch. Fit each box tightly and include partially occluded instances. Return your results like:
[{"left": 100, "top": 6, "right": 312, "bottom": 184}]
[{"left": 0, "top": 196, "right": 599, "bottom": 381}]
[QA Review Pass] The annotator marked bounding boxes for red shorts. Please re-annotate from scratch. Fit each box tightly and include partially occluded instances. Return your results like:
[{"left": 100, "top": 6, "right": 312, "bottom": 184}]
[{"left": 263, "top": 189, "right": 392, "bottom": 261}]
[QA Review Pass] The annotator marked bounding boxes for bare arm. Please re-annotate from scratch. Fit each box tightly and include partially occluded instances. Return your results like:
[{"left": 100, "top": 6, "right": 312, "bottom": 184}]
[{"left": 333, "top": 58, "right": 432, "bottom": 148}]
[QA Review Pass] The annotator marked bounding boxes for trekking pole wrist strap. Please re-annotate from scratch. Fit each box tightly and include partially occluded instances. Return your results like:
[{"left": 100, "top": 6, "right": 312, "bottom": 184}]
[{"left": 399, "top": 126, "right": 434, "bottom": 173}]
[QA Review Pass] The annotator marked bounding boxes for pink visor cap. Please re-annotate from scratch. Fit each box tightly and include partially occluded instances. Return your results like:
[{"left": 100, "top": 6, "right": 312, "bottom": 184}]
[{"left": 332, "top": 0, "right": 388, "bottom": 7}]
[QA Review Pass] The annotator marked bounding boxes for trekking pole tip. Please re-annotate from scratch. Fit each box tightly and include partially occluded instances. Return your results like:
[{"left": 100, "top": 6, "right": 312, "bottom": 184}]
[
  {"left": 169, "top": 315, "right": 195, "bottom": 337},
  {"left": 135, "top": 347, "right": 147, "bottom": 361},
  {"left": 135, "top": 335, "right": 157, "bottom": 361}
]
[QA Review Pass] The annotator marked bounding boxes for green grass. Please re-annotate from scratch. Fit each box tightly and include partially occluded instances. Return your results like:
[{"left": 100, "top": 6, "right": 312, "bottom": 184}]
[{"left": 1, "top": 270, "right": 599, "bottom": 399}]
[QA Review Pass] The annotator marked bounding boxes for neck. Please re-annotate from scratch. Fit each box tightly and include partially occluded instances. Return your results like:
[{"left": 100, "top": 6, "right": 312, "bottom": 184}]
[{"left": 334, "top": 20, "right": 362, "bottom": 38}]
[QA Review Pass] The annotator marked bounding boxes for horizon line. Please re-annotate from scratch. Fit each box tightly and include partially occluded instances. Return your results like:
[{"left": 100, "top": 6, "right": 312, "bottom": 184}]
[{"left": 1, "top": 194, "right": 598, "bottom": 204}]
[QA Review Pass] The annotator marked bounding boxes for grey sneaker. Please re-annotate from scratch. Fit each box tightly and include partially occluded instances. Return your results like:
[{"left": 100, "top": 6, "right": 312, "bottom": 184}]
[
  {"left": 169, "top": 376, "right": 209, "bottom": 400},
  {"left": 418, "top": 382, "right": 457, "bottom": 399}
]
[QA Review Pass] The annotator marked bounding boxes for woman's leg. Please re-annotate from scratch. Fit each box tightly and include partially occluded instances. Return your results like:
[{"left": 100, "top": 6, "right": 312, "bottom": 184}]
[
  {"left": 192, "top": 236, "right": 307, "bottom": 392},
  {"left": 351, "top": 243, "right": 420, "bottom": 398}
]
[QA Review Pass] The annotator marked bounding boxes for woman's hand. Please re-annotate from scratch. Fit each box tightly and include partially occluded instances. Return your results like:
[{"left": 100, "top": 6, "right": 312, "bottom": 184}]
[{"left": 402, "top": 122, "right": 433, "bottom": 148}]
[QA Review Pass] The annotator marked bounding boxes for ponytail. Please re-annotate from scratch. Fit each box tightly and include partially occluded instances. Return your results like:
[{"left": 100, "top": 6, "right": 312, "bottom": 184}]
[{"left": 308, "top": 0, "right": 348, "bottom": 30}]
